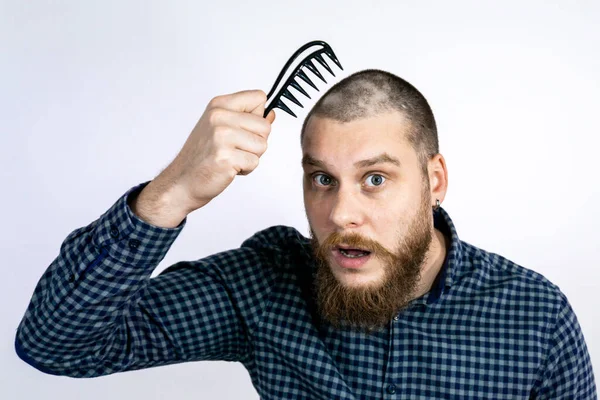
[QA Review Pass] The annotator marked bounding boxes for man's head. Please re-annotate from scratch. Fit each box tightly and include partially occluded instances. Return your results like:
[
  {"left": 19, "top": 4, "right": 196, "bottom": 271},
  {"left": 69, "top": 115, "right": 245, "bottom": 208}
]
[{"left": 301, "top": 69, "right": 448, "bottom": 333}]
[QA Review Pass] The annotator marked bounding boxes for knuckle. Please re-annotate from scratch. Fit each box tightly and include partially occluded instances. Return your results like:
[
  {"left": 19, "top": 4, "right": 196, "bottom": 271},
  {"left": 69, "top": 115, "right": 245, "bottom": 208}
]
[
  {"left": 261, "top": 119, "right": 272, "bottom": 135},
  {"left": 250, "top": 118, "right": 270, "bottom": 138},
  {"left": 212, "top": 124, "right": 231, "bottom": 140},
  {"left": 241, "top": 155, "right": 259, "bottom": 175},
  {"left": 207, "top": 95, "right": 224, "bottom": 109},
  {"left": 258, "top": 139, "right": 268, "bottom": 154},
  {"left": 253, "top": 90, "right": 267, "bottom": 103},
  {"left": 213, "top": 149, "right": 231, "bottom": 166},
  {"left": 207, "top": 107, "right": 225, "bottom": 126},
  {"left": 212, "top": 123, "right": 225, "bottom": 134}
]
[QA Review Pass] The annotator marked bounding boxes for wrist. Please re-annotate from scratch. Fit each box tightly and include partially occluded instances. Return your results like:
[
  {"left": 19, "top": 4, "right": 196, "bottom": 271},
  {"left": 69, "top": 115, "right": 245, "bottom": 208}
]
[{"left": 129, "top": 179, "right": 190, "bottom": 228}]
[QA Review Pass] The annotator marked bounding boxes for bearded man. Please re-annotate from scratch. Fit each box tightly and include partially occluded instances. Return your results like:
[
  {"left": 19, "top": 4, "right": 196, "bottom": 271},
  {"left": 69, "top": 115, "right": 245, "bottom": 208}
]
[{"left": 16, "top": 70, "right": 596, "bottom": 399}]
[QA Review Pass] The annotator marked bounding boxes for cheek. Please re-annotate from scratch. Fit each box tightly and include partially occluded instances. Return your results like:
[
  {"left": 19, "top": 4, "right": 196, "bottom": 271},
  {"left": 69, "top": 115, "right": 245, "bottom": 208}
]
[
  {"left": 304, "top": 200, "right": 327, "bottom": 236},
  {"left": 371, "top": 213, "right": 406, "bottom": 251},
  {"left": 306, "top": 207, "right": 329, "bottom": 233},
  {"left": 304, "top": 194, "right": 328, "bottom": 217},
  {"left": 371, "top": 205, "right": 399, "bottom": 228}
]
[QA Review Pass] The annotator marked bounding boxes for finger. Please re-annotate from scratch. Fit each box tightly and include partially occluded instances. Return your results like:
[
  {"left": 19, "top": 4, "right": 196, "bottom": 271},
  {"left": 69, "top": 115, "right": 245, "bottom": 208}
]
[
  {"left": 229, "top": 128, "right": 268, "bottom": 157},
  {"left": 213, "top": 108, "right": 272, "bottom": 140},
  {"left": 209, "top": 90, "right": 267, "bottom": 113},
  {"left": 250, "top": 100, "right": 267, "bottom": 117},
  {"left": 265, "top": 109, "right": 276, "bottom": 124},
  {"left": 233, "top": 149, "right": 260, "bottom": 176}
]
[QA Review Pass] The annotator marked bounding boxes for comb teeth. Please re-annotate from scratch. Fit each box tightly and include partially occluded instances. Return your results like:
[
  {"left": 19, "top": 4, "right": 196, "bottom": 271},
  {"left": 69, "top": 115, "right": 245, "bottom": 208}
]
[
  {"left": 296, "top": 69, "right": 319, "bottom": 91},
  {"left": 276, "top": 100, "right": 297, "bottom": 118},
  {"left": 303, "top": 60, "right": 327, "bottom": 83},
  {"left": 290, "top": 79, "right": 311, "bottom": 99},
  {"left": 264, "top": 40, "right": 343, "bottom": 118},
  {"left": 282, "top": 89, "right": 303, "bottom": 108},
  {"left": 324, "top": 48, "right": 343, "bottom": 70},
  {"left": 314, "top": 54, "right": 335, "bottom": 76}
]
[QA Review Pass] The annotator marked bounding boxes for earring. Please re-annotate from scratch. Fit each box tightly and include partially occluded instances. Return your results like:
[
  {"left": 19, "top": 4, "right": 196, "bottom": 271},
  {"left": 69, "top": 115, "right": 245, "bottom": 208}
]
[{"left": 433, "top": 199, "right": 441, "bottom": 211}]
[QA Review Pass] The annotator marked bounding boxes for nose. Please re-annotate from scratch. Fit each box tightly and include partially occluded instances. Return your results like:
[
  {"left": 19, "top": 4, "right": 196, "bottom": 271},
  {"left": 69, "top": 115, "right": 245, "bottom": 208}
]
[{"left": 329, "top": 187, "right": 364, "bottom": 230}]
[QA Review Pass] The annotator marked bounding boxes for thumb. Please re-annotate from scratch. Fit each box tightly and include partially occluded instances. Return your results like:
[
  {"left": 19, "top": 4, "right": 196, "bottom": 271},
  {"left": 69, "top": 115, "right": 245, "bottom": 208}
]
[{"left": 265, "top": 109, "right": 276, "bottom": 124}]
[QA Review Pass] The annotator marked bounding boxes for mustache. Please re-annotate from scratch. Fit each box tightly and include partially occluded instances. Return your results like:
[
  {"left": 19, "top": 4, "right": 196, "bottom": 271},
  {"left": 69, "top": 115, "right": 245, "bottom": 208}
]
[{"left": 312, "top": 231, "right": 396, "bottom": 262}]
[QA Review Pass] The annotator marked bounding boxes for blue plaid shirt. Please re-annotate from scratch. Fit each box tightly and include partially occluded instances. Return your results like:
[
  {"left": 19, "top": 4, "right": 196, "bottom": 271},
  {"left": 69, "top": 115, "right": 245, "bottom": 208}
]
[{"left": 16, "top": 181, "right": 596, "bottom": 399}]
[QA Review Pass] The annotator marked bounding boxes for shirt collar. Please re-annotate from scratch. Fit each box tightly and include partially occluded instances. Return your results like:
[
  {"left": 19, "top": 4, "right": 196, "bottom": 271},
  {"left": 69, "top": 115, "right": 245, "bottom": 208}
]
[{"left": 420, "top": 206, "right": 463, "bottom": 305}]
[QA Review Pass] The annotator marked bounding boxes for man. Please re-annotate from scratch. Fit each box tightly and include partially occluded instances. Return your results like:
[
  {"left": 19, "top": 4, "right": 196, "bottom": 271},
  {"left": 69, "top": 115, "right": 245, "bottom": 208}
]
[{"left": 15, "top": 70, "right": 596, "bottom": 399}]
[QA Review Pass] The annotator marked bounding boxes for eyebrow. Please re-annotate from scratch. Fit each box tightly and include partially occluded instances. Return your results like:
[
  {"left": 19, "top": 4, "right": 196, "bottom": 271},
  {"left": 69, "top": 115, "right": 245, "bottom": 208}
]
[{"left": 301, "top": 152, "right": 402, "bottom": 170}]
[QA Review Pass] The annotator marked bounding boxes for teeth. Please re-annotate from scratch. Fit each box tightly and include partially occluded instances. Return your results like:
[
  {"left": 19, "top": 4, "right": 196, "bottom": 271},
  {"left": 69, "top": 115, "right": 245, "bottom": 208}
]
[{"left": 339, "top": 249, "right": 369, "bottom": 258}]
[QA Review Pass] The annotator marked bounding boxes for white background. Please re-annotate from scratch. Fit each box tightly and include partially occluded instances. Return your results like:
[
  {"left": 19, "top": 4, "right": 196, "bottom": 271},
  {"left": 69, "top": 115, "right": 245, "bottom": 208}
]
[{"left": 1, "top": 1, "right": 598, "bottom": 398}]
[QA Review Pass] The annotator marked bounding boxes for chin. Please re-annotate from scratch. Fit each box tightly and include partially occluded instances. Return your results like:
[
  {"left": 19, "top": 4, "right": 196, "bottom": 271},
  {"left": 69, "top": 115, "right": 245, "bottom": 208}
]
[{"left": 332, "top": 267, "right": 385, "bottom": 289}]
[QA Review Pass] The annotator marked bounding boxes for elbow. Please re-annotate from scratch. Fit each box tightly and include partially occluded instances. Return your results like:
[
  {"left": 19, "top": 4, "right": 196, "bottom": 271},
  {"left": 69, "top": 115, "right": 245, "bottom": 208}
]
[
  {"left": 14, "top": 333, "right": 65, "bottom": 376},
  {"left": 14, "top": 329, "right": 106, "bottom": 378}
]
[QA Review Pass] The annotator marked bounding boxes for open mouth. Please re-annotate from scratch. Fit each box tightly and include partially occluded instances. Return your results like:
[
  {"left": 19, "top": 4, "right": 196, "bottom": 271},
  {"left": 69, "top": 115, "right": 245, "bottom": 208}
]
[{"left": 338, "top": 247, "right": 371, "bottom": 258}]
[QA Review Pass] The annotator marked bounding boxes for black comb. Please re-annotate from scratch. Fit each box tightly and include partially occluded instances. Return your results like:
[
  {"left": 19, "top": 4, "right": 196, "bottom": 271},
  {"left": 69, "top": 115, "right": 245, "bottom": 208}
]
[{"left": 263, "top": 40, "right": 343, "bottom": 118}]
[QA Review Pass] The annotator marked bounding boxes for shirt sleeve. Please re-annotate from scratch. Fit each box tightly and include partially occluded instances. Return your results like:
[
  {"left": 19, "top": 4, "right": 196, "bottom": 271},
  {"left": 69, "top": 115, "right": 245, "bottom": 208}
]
[
  {"left": 14, "top": 181, "right": 260, "bottom": 378},
  {"left": 532, "top": 292, "right": 597, "bottom": 399}
]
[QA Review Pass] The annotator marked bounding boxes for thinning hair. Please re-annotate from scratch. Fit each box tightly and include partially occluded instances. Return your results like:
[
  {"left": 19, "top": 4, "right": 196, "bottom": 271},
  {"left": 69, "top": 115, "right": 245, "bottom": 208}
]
[{"left": 300, "top": 69, "right": 439, "bottom": 174}]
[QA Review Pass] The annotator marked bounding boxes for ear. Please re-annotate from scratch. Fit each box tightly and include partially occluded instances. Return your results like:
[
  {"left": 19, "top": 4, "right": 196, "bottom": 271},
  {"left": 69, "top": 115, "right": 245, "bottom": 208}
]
[{"left": 427, "top": 154, "right": 448, "bottom": 206}]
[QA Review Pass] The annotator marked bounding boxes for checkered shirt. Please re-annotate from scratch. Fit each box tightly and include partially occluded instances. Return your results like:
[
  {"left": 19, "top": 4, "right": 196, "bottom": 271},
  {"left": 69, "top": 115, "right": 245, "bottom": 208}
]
[{"left": 15, "top": 181, "right": 597, "bottom": 399}]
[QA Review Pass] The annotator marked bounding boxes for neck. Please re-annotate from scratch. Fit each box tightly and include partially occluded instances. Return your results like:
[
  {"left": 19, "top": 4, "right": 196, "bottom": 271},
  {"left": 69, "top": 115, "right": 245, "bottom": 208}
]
[{"left": 412, "top": 228, "right": 448, "bottom": 301}]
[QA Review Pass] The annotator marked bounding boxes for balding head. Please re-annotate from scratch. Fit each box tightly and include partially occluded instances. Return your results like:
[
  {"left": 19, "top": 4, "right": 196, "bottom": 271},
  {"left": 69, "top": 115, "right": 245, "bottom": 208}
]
[{"left": 301, "top": 69, "right": 438, "bottom": 174}]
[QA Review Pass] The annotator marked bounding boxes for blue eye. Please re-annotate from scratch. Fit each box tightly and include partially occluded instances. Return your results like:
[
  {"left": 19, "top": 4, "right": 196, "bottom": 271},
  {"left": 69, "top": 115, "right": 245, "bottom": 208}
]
[
  {"left": 365, "top": 174, "right": 386, "bottom": 187},
  {"left": 313, "top": 173, "right": 333, "bottom": 186},
  {"left": 312, "top": 173, "right": 386, "bottom": 188}
]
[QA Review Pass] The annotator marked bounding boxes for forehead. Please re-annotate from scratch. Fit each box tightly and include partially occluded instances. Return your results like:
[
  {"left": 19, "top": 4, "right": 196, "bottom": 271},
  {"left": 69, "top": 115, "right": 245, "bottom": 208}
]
[{"left": 302, "top": 112, "right": 415, "bottom": 168}]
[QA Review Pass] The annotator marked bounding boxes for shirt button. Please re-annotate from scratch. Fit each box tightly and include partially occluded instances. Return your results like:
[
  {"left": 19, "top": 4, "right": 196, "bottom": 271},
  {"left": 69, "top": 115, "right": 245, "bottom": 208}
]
[
  {"left": 129, "top": 239, "right": 140, "bottom": 249},
  {"left": 110, "top": 226, "right": 119, "bottom": 238},
  {"left": 393, "top": 315, "right": 399, "bottom": 321},
  {"left": 68, "top": 274, "right": 75, "bottom": 282},
  {"left": 387, "top": 384, "right": 397, "bottom": 394}
]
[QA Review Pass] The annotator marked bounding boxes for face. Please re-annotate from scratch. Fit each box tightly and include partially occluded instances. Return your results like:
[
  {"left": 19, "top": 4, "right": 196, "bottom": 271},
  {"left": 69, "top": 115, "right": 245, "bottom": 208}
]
[{"left": 302, "top": 111, "right": 434, "bottom": 333}]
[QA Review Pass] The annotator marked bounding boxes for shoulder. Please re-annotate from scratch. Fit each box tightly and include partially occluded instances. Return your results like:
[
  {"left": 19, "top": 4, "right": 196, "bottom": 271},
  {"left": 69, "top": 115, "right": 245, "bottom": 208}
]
[
  {"left": 458, "top": 240, "right": 566, "bottom": 309},
  {"left": 241, "top": 225, "right": 307, "bottom": 247},
  {"left": 458, "top": 242, "right": 596, "bottom": 396},
  {"left": 452, "top": 240, "right": 573, "bottom": 355},
  {"left": 240, "top": 225, "right": 310, "bottom": 259},
  {"left": 190, "top": 225, "right": 309, "bottom": 281}
]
